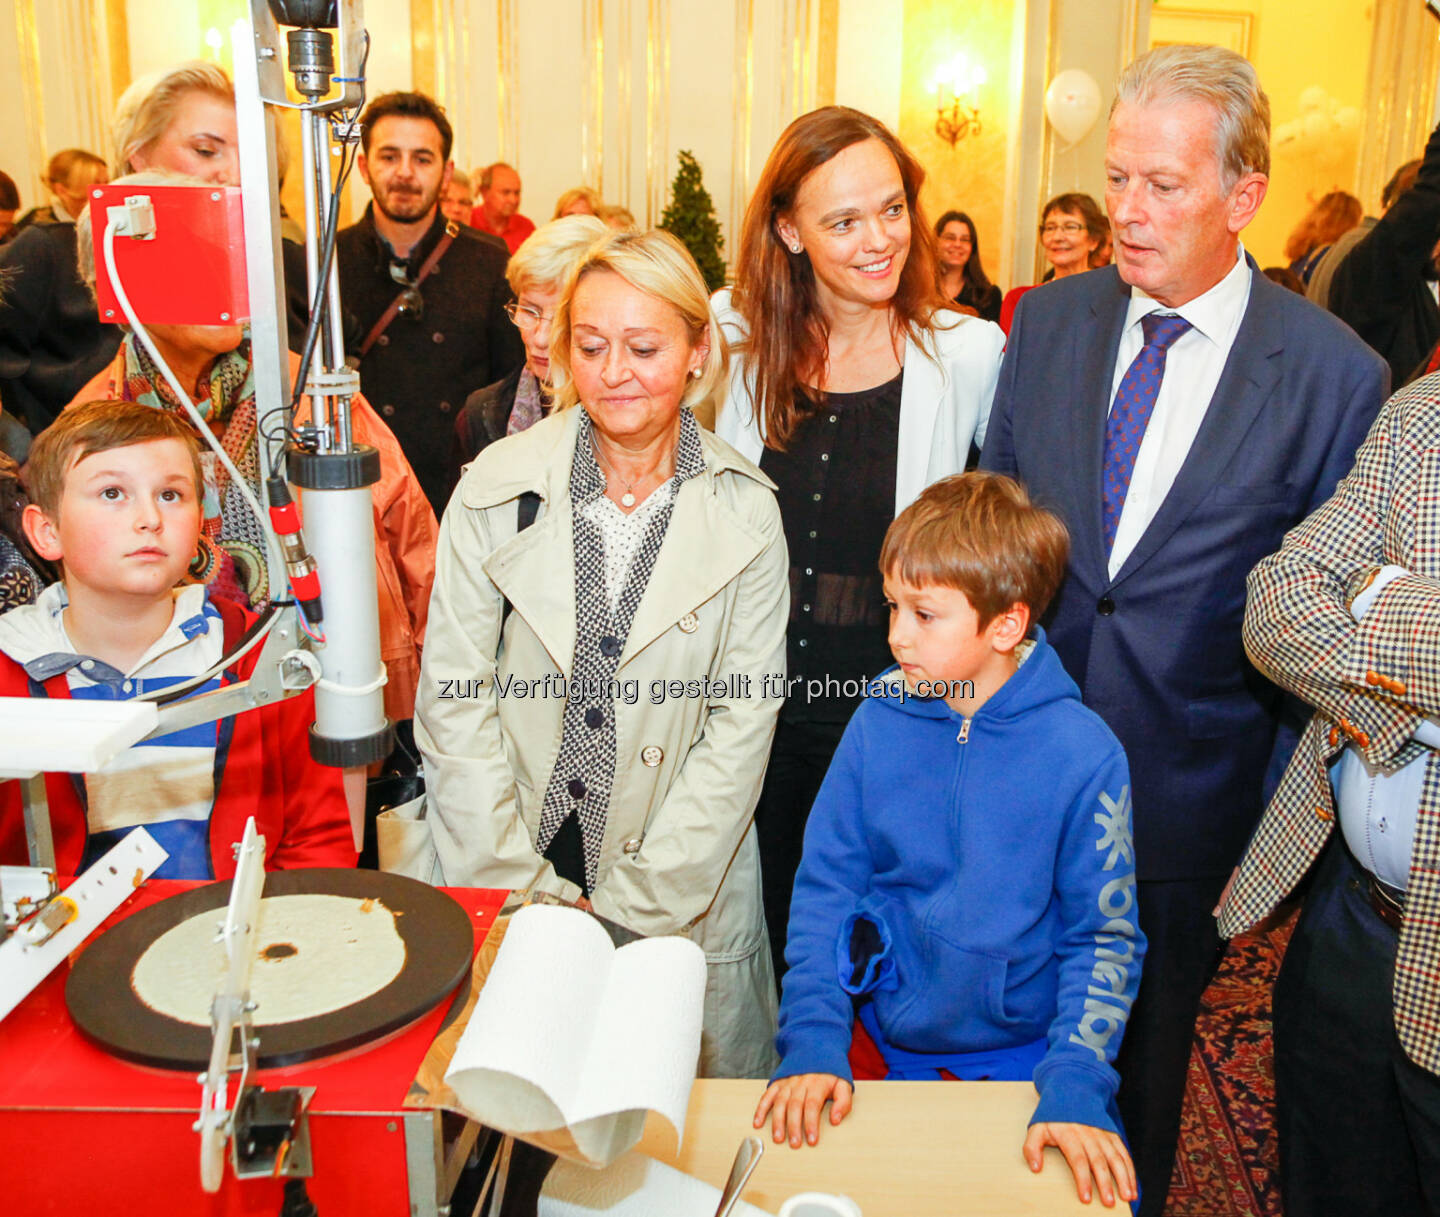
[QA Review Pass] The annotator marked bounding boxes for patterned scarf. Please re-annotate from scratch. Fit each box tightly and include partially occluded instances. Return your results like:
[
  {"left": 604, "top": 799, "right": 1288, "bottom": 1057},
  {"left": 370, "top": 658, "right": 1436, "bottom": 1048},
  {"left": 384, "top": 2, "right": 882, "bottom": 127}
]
[
  {"left": 506, "top": 367, "right": 549, "bottom": 436},
  {"left": 121, "top": 334, "right": 270, "bottom": 607}
]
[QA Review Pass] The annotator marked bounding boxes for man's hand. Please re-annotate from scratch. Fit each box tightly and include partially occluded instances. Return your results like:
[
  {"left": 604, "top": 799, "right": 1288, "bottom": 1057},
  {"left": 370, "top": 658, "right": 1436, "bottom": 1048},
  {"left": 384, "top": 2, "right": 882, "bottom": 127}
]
[
  {"left": 1023, "top": 1121, "right": 1137, "bottom": 1207},
  {"left": 752, "top": 1073, "right": 853, "bottom": 1148}
]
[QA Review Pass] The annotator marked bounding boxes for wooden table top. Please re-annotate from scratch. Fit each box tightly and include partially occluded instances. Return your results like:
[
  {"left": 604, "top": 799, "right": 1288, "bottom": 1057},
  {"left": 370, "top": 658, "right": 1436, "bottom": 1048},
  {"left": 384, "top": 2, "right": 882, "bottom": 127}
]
[{"left": 639, "top": 1079, "right": 1105, "bottom": 1216}]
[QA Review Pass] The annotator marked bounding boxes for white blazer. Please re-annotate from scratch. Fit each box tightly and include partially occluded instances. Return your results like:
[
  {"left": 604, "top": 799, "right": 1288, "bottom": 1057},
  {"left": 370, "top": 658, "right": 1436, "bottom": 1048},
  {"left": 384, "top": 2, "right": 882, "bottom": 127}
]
[{"left": 711, "top": 286, "right": 1005, "bottom": 514}]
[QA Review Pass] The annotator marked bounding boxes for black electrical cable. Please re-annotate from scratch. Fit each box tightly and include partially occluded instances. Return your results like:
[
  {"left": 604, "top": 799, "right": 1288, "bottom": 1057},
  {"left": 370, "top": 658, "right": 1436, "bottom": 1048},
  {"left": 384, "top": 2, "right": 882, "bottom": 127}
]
[{"left": 285, "top": 29, "right": 370, "bottom": 437}]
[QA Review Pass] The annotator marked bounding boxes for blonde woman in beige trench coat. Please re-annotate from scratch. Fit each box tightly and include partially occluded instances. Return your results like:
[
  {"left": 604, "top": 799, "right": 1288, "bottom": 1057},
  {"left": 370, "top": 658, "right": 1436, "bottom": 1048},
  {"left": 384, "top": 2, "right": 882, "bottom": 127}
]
[{"left": 415, "top": 232, "right": 788, "bottom": 1078}]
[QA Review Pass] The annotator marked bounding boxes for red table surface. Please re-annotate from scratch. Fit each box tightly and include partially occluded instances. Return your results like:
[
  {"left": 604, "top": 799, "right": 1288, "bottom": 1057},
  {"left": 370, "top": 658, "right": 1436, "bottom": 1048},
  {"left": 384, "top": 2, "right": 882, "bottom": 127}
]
[{"left": 0, "top": 878, "right": 507, "bottom": 1214}]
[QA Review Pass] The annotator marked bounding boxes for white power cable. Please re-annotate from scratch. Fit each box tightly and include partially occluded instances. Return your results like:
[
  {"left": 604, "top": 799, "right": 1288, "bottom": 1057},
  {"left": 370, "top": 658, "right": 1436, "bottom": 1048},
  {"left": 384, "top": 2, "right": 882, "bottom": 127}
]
[{"left": 101, "top": 210, "right": 288, "bottom": 590}]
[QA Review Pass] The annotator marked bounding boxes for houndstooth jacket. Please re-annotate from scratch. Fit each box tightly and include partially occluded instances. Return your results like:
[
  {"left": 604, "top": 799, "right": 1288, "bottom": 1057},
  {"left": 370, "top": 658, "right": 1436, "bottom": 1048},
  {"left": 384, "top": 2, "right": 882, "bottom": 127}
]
[{"left": 1219, "top": 372, "right": 1440, "bottom": 1076}]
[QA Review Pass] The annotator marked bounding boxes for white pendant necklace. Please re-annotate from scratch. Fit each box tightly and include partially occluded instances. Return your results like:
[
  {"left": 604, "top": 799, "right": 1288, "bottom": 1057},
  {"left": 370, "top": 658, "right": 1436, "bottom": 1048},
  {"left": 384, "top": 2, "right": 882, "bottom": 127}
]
[{"left": 594, "top": 442, "right": 640, "bottom": 508}]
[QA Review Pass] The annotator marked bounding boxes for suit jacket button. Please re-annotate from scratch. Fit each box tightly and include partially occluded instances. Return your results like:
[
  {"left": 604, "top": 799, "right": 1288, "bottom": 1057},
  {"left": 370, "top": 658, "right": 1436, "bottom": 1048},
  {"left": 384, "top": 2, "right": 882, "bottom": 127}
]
[
  {"left": 678, "top": 612, "right": 698, "bottom": 633},
  {"left": 641, "top": 745, "right": 664, "bottom": 767},
  {"left": 1355, "top": 730, "right": 1371, "bottom": 748},
  {"left": 1097, "top": 595, "right": 1116, "bottom": 616},
  {"left": 1366, "top": 670, "right": 1382, "bottom": 685},
  {"left": 1328, "top": 726, "right": 1340, "bottom": 748},
  {"left": 1315, "top": 806, "right": 1333, "bottom": 822},
  {"left": 622, "top": 836, "right": 643, "bottom": 855},
  {"left": 1390, "top": 677, "right": 1408, "bottom": 696}
]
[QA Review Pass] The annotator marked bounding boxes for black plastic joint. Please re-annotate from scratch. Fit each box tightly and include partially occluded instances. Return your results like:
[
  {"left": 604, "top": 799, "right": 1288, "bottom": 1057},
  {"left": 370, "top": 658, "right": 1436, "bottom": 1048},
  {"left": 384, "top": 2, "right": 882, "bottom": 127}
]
[
  {"left": 288, "top": 445, "right": 381, "bottom": 490},
  {"left": 309, "top": 720, "right": 395, "bottom": 768}
]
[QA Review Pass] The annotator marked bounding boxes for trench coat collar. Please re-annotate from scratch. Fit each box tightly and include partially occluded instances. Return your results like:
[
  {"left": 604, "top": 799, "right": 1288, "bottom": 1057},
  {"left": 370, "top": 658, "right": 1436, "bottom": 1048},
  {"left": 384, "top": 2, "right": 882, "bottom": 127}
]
[{"left": 474, "top": 407, "right": 777, "bottom": 677}]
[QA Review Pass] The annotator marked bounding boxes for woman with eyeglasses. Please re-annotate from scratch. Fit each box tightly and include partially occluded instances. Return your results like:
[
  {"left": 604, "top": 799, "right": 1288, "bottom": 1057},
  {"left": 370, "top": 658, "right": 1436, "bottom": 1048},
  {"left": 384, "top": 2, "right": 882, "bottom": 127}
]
[
  {"left": 998, "top": 193, "right": 1107, "bottom": 335},
  {"left": 449, "top": 215, "right": 606, "bottom": 495}
]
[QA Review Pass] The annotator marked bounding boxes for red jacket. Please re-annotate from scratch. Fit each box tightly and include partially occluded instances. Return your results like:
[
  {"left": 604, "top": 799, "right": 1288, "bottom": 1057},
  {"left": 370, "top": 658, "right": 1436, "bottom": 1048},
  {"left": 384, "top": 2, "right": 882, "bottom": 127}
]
[{"left": 0, "top": 597, "right": 357, "bottom": 877}]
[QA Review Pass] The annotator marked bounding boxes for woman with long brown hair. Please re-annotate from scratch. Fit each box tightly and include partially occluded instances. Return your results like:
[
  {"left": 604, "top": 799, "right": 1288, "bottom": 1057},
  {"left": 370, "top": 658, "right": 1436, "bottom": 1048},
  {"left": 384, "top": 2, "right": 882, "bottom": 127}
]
[{"left": 714, "top": 105, "right": 1004, "bottom": 979}]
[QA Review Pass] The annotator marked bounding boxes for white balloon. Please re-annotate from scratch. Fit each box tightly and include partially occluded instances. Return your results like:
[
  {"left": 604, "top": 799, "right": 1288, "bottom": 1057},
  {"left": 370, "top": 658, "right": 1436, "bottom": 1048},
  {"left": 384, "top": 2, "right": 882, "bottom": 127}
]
[{"left": 1045, "top": 69, "right": 1103, "bottom": 146}]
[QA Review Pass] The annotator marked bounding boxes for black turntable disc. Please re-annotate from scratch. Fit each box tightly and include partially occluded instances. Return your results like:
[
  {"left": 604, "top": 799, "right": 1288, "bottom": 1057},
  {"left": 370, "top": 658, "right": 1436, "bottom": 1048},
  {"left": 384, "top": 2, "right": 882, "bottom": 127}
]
[{"left": 66, "top": 868, "right": 473, "bottom": 1070}]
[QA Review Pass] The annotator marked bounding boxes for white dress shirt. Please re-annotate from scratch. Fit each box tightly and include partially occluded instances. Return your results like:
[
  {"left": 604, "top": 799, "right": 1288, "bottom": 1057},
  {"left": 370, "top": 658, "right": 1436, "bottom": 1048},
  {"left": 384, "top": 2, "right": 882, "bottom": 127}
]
[
  {"left": 1332, "top": 565, "right": 1425, "bottom": 891},
  {"left": 1106, "top": 245, "right": 1252, "bottom": 576}
]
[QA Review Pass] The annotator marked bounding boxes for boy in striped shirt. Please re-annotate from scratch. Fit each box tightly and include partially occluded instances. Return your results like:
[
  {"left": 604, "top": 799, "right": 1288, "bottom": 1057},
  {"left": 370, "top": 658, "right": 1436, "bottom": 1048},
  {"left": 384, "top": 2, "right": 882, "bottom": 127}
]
[{"left": 0, "top": 399, "right": 355, "bottom": 878}]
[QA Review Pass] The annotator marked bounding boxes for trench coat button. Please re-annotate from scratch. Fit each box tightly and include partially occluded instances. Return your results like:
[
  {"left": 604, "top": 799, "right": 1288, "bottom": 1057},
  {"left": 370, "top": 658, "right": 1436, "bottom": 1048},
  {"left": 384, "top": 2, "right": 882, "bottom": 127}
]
[
  {"left": 678, "top": 612, "right": 698, "bottom": 634},
  {"left": 622, "top": 837, "right": 643, "bottom": 855},
  {"left": 1097, "top": 595, "right": 1116, "bottom": 616},
  {"left": 432, "top": 331, "right": 445, "bottom": 344},
  {"left": 439, "top": 400, "right": 452, "bottom": 413},
  {"left": 599, "top": 635, "right": 621, "bottom": 657},
  {"left": 377, "top": 333, "right": 390, "bottom": 347},
  {"left": 1315, "top": 806, "right": 1333, "bottom": 822},
  {"left": 585, "top": 707, "right": 604, "bottom": 729},
  {"left": 567, "top": 777, "right": 586, "bottom": 799},
  {"left": 381, "top": 403, "right": 396, "bottom": 417},
  {"left": 641, "top": 745, "right": 664, "bottom": 767},
  {"left": 1366, "top": 670, "right": 1382, "bottom": 686}
]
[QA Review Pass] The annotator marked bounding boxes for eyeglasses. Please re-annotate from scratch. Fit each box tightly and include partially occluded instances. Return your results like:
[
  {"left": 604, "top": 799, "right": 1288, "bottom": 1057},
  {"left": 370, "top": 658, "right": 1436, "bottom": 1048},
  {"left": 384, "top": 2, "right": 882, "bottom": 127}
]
[
  {"left": 505, "top": 301, "right": 556, "bottom": 331},
  {"left": 1041, "top": 221, "right": 1086, "bottom": 237}
]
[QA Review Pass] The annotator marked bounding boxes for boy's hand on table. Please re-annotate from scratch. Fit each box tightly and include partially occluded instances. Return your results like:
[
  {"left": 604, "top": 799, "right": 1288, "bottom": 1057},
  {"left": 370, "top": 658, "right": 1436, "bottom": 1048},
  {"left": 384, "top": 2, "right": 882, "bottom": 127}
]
[
  {"left": 753, "top": 1073, "right": 853, "bottom": 1148},
  {"left": 1023, "top": 1121, "right": 1136, "bottom": 1207}
]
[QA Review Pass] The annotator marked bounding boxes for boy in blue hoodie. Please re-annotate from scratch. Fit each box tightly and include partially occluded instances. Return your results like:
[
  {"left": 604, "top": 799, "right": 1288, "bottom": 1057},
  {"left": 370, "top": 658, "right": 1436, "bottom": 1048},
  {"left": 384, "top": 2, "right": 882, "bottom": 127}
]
[{"left": 755, "top": 472, "right": 1144, "bottom": 1208}]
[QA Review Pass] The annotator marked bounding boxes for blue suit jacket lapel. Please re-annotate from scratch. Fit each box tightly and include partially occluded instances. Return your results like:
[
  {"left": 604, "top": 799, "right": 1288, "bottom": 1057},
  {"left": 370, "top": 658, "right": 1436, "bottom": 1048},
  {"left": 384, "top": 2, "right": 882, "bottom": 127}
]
[
  {"left": 1111, "top": 263, "right": 1283, "bottom": 587},
  {"left": 1068, "top": 275, "right": 1130, "bottom": 588}
]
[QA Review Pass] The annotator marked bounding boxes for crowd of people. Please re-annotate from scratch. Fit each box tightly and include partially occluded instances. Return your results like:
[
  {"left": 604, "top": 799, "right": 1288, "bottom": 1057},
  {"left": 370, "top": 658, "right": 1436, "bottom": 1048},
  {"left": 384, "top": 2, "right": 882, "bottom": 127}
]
[{"left": 1, "top": 36, "right": 1439, "bottom": 1217}]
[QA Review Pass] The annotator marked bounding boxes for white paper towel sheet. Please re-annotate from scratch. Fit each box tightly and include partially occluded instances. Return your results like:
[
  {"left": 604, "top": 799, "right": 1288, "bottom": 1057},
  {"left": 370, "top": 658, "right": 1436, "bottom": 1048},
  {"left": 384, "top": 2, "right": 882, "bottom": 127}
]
[{"left": 539, "top": 1152, "right": 773, "bottom": 1217}]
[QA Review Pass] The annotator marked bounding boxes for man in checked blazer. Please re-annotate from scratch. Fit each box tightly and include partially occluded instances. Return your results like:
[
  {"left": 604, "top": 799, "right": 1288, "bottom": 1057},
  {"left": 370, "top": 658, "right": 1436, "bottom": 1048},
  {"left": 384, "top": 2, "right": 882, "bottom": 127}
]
[
  {"left": 1221, "top": 374, "right": 1440, "bottom": 1217},
  {"left": 982, "top": 45, "right": 1388, "bottom": 1215}
]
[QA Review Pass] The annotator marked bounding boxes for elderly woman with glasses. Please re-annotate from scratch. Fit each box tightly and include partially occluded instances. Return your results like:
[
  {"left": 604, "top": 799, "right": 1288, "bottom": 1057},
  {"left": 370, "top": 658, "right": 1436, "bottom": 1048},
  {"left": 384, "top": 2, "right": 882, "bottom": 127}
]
[
  {"left": 448, "top": 215, "right": 607, "bottom": 496},
  {"left": 998, "top": 192, "right": 1108, "bottom": 335}
]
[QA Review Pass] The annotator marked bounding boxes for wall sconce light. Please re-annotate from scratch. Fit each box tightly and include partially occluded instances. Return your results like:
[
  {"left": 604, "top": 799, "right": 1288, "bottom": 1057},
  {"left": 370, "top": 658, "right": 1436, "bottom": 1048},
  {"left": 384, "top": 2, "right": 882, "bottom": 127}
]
[{"left": 932, "top": 54, "right": 986, "bottom": 147}]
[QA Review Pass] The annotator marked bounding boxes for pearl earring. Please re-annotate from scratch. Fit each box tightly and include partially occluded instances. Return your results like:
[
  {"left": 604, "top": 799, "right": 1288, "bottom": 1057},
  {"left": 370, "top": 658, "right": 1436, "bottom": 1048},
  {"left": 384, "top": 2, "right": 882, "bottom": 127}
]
[{"left": 789, "top": 242, "right": 802, "bottom": 254}]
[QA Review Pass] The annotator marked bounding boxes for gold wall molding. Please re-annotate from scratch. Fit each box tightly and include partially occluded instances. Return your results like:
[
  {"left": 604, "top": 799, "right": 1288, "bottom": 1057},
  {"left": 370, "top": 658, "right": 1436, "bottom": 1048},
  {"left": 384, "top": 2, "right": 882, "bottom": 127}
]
[
  {"left": 14, "top": 0, "right": 47, "bottom": 194},
  {"left": 496, "top": 0, "right": 518, "bottom": 164},
  {"left": 411, "top": 0, "right": 437, "bottom": 98},
  {"left": 104, "top": 0, "right": 131, "bottom": 107},
  {"left": 644, "top": 0, "right": 672, "bottom": 226},
  {"left": 1359, "top": 0, "right": 1439, "bottom": 210},
  {"left": 582, "top": 0, "right": 605, "bottom": 190},
  {"left": 729, "top": 0, "right": 755, "bottom": 255}
]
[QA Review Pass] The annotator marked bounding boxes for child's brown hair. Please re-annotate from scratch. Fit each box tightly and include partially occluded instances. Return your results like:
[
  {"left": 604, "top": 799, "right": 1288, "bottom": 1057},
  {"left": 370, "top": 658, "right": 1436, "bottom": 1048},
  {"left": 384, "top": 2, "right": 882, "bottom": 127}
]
[
  {"left": 880, "top": 472, "right": 1070, "bottom": 628},
  {"left": 25, "top": 399, "right": 204, "bottom": 518}
]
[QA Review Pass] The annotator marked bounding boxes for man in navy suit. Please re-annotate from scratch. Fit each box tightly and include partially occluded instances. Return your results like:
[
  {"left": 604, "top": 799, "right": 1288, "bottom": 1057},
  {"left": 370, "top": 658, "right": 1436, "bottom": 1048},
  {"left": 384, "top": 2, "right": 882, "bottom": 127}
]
[{"left": 982, "top": 44, "right": 1387, "bottom": 1216}]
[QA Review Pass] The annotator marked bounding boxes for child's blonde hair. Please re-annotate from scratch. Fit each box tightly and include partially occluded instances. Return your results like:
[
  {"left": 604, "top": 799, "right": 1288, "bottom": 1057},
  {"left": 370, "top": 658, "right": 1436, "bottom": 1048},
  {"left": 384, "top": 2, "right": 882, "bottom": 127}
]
[{"left": 880, "top": 472, "right": 1070, "bottom": 628}]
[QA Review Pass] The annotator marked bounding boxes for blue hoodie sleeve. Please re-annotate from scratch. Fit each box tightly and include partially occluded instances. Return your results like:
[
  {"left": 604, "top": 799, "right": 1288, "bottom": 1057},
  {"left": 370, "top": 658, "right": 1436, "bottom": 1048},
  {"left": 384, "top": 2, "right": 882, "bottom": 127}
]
[
  {"left": 772, "top": 710, "right": 875, "bottom": 1084},
  {"left": 1030, "top": 742, "right": 1146, "bottom": 1135}
]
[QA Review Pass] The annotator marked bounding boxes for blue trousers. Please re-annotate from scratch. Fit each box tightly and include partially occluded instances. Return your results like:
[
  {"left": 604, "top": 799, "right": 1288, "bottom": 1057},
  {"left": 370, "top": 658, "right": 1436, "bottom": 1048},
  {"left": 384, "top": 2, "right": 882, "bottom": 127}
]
[{"left": 1273, "top": 840, "right": 1440, "bottom": 1217}]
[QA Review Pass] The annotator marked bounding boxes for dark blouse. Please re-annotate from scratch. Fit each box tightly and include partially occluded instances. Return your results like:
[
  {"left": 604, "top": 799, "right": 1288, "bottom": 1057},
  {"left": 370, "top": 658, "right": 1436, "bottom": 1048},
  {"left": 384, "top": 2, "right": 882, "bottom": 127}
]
[
  {"left": 954, "top": 280, "right": 1002, "bottom": 324},
  {"left": 760, "top": 371, "right": 902, "bottom": 724}
]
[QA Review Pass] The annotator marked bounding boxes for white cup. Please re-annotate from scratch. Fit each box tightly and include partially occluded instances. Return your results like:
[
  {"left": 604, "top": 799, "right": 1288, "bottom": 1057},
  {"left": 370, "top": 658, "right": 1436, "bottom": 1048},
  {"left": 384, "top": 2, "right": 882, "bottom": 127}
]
[{"left": 778, "top": 1194, "right": 863, "bottom": 1217}]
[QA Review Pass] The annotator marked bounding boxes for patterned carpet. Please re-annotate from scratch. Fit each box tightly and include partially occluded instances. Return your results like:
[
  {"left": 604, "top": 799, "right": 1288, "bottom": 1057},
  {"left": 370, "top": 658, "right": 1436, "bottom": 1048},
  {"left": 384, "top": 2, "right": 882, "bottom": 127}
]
[{"left": 1165, "top": 916, "right": 1296, "bottom": 1217}]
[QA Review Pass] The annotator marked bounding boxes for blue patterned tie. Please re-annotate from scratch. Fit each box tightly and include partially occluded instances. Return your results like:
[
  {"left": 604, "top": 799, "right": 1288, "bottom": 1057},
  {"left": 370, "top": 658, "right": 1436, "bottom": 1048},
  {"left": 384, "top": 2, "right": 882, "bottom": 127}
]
[{"left": 1102, "top": 312, "right": 1193, "bottom": 554}]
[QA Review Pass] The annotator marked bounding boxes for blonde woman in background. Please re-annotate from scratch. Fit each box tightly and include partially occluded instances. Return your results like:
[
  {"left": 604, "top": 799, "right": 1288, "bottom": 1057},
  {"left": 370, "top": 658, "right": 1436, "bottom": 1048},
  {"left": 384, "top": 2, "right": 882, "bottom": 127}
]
[{"left": 554, "top": 185, "right": 603, "bottom": 218}]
